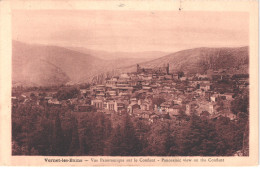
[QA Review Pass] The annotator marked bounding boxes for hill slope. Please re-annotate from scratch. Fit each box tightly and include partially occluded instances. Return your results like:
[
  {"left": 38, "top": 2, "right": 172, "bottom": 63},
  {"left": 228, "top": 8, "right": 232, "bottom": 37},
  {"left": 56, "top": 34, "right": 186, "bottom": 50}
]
[
  {"left": 13, "top": 41, "right": 70, "bottom": 86},
  {"left": 13, "top": 41, "right": 249, "bottom": 87},
  {"left": 119, "top": 47, "right": 249, "bottom": 74},
  {"left": 13, "top": 41, "right": 166, "bottom": 86}
]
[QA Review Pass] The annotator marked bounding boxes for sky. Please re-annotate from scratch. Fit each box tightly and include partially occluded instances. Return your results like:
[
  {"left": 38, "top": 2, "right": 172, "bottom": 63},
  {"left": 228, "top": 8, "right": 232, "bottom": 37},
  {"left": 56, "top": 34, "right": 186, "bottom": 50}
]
[{"left": 12, "top": 10, "right": 249, "bottom": 53}]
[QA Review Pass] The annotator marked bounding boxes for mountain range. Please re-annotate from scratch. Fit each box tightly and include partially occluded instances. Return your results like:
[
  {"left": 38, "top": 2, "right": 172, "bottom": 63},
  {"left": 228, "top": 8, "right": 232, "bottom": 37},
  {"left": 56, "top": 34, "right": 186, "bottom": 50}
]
[
  {"left": 65, "top": 46, "right": 168, "bottom": 60},
  {"left": 12, "top": 41, "right": 166, "bottom": 86},
  {"left": 12, "top": 40, "right": 249, "bottom": 86},
  {"left": 119, "top": 46, "right": 249, "bottom": 74}
]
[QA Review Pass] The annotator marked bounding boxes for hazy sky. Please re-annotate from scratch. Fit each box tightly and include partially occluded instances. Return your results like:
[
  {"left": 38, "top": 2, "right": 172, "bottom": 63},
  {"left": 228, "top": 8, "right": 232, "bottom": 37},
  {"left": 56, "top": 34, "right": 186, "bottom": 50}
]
[{"left": 12, "top": 10, "right": 249, "bottom": 52}]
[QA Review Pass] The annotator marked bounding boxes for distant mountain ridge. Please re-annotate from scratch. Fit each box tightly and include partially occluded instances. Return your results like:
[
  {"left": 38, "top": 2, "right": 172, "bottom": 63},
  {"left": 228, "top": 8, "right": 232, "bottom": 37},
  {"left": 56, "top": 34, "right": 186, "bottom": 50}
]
[
  {"left": 12, "top": 41, "right": 166, "bottom": 86},
  {"left": 65, "top": 46, "right": 168, "bottom": 60},
  {"left": 12, "top": 41, "right": 249, "bottom": 87},
  {"left": 119, "top": 46, "right": 249, "bottom": 75}
]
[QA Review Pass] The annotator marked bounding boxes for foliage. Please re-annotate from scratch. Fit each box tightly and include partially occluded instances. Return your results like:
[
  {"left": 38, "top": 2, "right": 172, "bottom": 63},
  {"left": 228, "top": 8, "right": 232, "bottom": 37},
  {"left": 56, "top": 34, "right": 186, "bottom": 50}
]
[
  {"left": 231, "top": 89, "right": 249, "bottom": 115},
  {"left": 56, "top": 87, "right": 80, "bottom": 101},
  {"left": 12, "top": 101, "right": 249, "bottom": 156},
  {"left": 177, "top": 71, "right": 184, "bottom": 78},
  {"left": 152, "top": 97, "right": 166, "bottom": 107}
]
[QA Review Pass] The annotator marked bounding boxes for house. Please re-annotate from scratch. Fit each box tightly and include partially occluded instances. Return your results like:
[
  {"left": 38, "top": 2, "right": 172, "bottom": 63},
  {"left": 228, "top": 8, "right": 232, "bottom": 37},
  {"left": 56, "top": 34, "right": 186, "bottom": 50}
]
[
  {"left": 137, "top": 64, "right": 170, "bottom": 75},
  {"left": 222, "top": 110, "right": 236, "bottom": 120},
  {"left": 223, "top": 93, "right": 234, "bottom": 101},
  {"left": 200, "top": 83, "right": 211, "bottom": 91},
  {"left": 96, "top": 93, "right": 105, "bottom": 97},
  {"left": 168, "top": 105, "right": 182, "bottom": 118},
  {"left": 196, "top": 74, "right": 208, "bottom": 79},
  {"left": 116, "top": 101, "right": 126, "bottom": 112},
  {"left": 140, "top": 101, "right": 151, "bottom": 111},
  {"left": 196, "top": 89, "right": 204, "bottom": 96},
  {"left": 44, "top": 96, "right": 53, "bottom": 100},
  {"left": 205, "top": 91, "right": 213, "bottom": 101},
  {"left": 208, "top": 104, "right": 214, "bottom": 114},
  {"left": 91, "top": 99, "right": 103, "bottom": 109},
  {"left": 180, "top": 77, "right": 187, "bottom": 81},
  {"left": 118, "top": 86, "right": 133, "bottom": 96},
  {"left": 140, "top": 112, "right": 150, "bottom": 119},
  {"left": 185, "top": 104, "right": 191, "bottom": 115},
  {"left": 106, "top": 90, "right": 117, "bottom": 97},
  {"left": 128, "top": 103, "right": 140, "bottom": 114},
  {"left": 48, "top": 99, "right": 61, "bottom": 107},
  {"left": 103, "top": 100, "right": 119, "bottom": 112},
  {"left": 107, "top": 101, "right": 117, "bottom": 112},
  {"left": 128, "top": 80, "right": 137, "bottom": 87},
  {"left": 120, "top": 73, "right": 130, "bottom": 79},
  {"left": 80, "top": 89, "right": 88, "bottom": 94},
  {"left": 160, "top": 102, "right": 172, "bottom": 112},
  {"left": 130, "top": 97, "right": 138, "bottom": 104},
  {"left": 210, "top": 96, "right": 217, "bottom": 102},
  {"left": 92, "top": 85, "right": 106, "bottom": 97},
  {"left": 172, "top": 98, "right": 183, "bottom": 105},
  {"left": 106, "top": 78, "right": 118, "bottom": 87},
  {"left": 196, "top": 101, "right": 215, "bottom": 115},
  {"left": 142, "top": 75, "right": 153, "bottom": 81},
  {"left": 142, "top": 86, "right": 152, "bottom": 91}
]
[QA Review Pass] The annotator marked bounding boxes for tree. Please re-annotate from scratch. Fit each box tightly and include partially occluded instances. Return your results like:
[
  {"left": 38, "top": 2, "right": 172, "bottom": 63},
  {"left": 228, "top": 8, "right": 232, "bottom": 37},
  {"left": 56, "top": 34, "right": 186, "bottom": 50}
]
[
  {"left": 142, "top": 121, "right": 170, "bottom": 156},
  {"left": 122, "top": 114, "right": 141, "bottom": 155},
  {"left": 179, "top": 115, "right": 221, "bottom": 156},
  {"left": 231, "top": 91, "right": 249, "bottom": 115},
  {"left": 242, "top": 121, "right": 249, "bottom": 156},
  {"left": 50, "top": 115, "right": 65, "bottom": 155},
  {"left": 90, "top": 112, "right": 105, "bottom": 155},
  {"left": 56, "top": 87, "right": 80, "bottom": 101},
  {"left": 110, "top": 114, "right": 141, "bottom": 156},
  {"left": 30, "top": 92, "right": 36, "bottom": 98},
  {"left": 152, "top": 97, "right": 166, "bottom": 107},
  {"left": 68, "top": 118, "right": 80, "bottom": 155},
  {"left": 109, "top": 125, "right": 126, "bottom": 155},
  {"left": 178, "top": 71, "right": 184, "bottom": 78}
]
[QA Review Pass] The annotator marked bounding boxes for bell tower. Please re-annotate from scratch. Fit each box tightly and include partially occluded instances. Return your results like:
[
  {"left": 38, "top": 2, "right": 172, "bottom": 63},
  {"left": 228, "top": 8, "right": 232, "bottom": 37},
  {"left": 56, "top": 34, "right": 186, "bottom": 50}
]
[
  {"left": 167, "top": 63, "right": 170, "bottom": 74},
  {"left": 137, "top": 64, "right": 140, "bottom": 73}
]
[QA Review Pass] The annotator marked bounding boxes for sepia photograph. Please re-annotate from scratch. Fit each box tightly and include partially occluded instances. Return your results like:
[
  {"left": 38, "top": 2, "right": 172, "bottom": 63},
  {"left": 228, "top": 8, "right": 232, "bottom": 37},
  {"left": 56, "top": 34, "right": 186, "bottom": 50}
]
[
  {"left": 0, "top": 0, "right": 258, "bottom": 166},
  {"left": 11, "top": 10, "right": 250, "bottom": 157}
]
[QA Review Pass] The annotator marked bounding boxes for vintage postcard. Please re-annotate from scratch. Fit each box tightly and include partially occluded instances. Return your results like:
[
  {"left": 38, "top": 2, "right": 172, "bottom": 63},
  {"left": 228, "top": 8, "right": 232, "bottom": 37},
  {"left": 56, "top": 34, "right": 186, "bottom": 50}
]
[{"left": 0, "top": 0, "right": 258, "bottom": 166}]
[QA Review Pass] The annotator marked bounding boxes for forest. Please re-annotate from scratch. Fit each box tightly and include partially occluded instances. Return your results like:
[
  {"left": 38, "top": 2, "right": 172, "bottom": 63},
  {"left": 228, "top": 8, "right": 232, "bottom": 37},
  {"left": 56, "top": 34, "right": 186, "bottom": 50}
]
[{"left": 12, "top": 98, "right": 249, "bottom": 156}]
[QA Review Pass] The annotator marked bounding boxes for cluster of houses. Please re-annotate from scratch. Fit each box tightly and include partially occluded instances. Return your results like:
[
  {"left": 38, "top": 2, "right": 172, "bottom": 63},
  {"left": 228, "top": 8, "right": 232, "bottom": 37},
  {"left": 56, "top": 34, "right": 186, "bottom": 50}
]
[{"left": 12, "top": 64, "right": 249, "bottom": 123}]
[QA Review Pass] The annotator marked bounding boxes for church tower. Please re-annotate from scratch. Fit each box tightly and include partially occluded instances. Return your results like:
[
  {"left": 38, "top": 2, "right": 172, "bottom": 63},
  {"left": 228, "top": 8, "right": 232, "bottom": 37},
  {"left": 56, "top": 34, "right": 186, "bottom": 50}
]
[
  {"left": 137, "top": 64, "right": 140, "bottom": 73},
  {"left": 166, "top": 63, "right": 170, "bottom": 74}
]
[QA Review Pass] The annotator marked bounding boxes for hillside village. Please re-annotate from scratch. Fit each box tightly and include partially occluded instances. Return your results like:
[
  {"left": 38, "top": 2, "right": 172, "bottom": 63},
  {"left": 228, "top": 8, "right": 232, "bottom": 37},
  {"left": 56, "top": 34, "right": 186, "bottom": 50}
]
[
  {"left": 12, "top": 63, "right": 249, "bottom": 156},
  {"left": 12, "top": 63, "right": 249, "bottom": 122}
]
